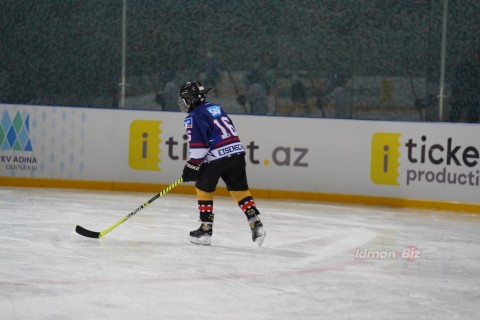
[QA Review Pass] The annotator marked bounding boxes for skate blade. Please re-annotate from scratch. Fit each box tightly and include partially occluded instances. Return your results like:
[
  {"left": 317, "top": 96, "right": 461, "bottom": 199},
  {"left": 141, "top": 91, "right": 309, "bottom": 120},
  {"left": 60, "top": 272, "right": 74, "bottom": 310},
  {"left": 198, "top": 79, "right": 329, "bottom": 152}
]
[
  {"left": 254, "top": 229, "right": 266, "bottom": 247},
  {"left": 190, "top": 236, "right": 211, "bottom": 246}
]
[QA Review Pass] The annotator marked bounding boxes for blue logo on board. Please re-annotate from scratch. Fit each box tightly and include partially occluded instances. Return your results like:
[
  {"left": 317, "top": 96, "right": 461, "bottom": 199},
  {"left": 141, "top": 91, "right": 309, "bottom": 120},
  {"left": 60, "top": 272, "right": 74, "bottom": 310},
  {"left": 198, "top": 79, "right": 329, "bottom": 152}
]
[{"left": 0, "top": 110, "right": 33, "bottom": 151}]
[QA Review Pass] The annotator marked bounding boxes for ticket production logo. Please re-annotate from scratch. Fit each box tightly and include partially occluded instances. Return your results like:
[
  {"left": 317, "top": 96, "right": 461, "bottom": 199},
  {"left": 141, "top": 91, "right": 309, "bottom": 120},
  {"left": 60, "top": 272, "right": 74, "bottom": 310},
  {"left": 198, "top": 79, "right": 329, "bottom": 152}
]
[{"left": 370, "top": 131, "right": 480, "bottom": 187}]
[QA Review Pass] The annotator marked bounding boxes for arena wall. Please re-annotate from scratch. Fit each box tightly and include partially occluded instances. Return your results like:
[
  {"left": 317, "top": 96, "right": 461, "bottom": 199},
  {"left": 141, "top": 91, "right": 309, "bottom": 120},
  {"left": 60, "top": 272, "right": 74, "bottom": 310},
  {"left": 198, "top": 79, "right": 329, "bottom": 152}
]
[{"left": 1, "top": 104, "right": 479, "bottom": 213}]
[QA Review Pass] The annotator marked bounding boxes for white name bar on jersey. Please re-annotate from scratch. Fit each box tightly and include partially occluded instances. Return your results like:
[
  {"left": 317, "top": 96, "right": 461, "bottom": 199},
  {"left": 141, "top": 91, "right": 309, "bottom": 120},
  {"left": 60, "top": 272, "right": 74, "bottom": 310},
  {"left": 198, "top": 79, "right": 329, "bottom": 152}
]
[{"left": 206, "top": 142, "right": 245, "bottom": 162}]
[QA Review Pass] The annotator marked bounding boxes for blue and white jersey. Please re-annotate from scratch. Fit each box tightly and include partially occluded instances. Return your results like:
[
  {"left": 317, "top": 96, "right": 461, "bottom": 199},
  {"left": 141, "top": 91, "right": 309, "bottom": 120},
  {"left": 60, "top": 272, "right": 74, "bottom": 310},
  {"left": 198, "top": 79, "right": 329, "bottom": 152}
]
[{"left": 184, "top": 102, "right": 245, "bottom": 164}]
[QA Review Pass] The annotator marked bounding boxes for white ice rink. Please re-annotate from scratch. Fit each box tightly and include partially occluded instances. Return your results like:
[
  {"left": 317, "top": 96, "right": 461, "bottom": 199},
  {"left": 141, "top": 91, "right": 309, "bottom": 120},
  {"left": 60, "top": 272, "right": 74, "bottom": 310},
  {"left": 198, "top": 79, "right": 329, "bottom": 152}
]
[{"left": 1, "top": 186, "right": 479, "bottom": 320}]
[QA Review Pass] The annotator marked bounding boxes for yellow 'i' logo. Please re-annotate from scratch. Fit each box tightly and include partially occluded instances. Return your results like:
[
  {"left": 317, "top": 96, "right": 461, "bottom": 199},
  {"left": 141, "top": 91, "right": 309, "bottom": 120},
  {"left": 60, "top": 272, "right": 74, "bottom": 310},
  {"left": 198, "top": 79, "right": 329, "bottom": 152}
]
[
  {"left": 129, "top": 120, "right": 162, "bottom": 171},
  {"left": 370, "top": 132, "right": 401, "bottom": 185}
]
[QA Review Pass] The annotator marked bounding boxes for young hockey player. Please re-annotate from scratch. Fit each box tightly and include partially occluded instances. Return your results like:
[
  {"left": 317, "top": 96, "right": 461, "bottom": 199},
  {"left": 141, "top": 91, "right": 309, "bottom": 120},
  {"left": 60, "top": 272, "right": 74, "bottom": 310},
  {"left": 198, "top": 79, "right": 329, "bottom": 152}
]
[{"left": 178, "top": 80, "right": 266, "bottom": 247}]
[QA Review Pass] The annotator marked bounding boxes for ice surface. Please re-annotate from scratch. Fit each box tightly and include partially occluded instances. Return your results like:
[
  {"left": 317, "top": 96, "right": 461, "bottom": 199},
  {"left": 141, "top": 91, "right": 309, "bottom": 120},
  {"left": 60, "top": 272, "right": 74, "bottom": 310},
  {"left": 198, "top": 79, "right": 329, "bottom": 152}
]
[{"left": 1, "top": 187, "right": 479, "bottom": 320}]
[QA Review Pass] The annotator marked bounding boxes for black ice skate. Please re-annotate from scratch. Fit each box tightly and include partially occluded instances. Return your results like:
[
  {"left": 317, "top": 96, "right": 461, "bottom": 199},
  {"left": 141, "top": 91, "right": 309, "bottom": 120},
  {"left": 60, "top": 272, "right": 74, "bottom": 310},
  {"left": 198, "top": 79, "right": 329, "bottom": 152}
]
[
  {"left": 249, "top": 218, "right": 266, "bottom": 247},
  {"left": 190, "top": 223, "right": 212, "bottom": 246}
]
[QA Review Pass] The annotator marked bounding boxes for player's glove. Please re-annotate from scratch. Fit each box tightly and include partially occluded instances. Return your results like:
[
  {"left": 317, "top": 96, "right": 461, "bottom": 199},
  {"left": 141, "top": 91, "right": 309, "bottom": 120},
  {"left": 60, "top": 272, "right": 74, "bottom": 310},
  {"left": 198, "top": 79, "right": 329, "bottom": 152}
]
[{"left": 182, "top": 161, "right": 202, "bottom": 182}]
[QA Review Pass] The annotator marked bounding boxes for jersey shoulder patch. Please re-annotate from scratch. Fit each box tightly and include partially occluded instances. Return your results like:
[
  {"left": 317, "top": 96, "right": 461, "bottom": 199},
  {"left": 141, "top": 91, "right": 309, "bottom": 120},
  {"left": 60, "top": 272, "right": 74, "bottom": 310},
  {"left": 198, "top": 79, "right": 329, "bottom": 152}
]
[{"left": 206, "top": 105, "right": 222, "bottom": 118}]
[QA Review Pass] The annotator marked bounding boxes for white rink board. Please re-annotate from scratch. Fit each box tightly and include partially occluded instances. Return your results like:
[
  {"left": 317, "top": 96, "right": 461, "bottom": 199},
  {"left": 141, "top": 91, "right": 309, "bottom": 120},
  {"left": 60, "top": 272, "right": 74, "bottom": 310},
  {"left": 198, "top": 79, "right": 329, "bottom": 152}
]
[{"left": 1, "top": 104, "right": 480, "bottom": 205}]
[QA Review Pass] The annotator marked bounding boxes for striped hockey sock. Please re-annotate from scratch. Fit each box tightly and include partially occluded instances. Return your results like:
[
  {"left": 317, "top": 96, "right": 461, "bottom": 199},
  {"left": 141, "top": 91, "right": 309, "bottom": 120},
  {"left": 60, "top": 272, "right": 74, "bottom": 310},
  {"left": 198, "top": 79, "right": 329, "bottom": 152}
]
[
  {"left": 238, "top": 196, "right": 260, "bottom": 226},
  {"left": 198, "top": 200, "right": 214, "bottom": 224}
]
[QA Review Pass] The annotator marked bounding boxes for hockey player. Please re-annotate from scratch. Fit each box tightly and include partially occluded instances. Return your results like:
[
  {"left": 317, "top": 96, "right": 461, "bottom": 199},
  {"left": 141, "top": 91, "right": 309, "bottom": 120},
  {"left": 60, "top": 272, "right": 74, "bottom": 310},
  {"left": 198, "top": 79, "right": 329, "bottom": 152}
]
[{"left": 178, "top": 81, "right": 266, "bottom": 247}]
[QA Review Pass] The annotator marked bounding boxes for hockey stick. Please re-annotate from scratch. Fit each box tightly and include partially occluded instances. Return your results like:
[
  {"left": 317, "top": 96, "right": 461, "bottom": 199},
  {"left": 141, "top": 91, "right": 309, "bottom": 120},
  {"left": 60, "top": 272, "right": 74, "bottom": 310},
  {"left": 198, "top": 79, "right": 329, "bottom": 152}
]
[{"left": 75, "top": 177, "right": 183, "bottom": 238}]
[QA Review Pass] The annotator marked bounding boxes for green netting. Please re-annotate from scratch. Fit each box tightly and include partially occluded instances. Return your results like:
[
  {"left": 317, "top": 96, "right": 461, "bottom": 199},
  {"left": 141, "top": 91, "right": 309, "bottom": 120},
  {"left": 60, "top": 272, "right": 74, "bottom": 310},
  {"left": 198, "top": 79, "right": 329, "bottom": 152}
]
[{"left": 0, "top": 0, "right": 478, "bottom": 122}]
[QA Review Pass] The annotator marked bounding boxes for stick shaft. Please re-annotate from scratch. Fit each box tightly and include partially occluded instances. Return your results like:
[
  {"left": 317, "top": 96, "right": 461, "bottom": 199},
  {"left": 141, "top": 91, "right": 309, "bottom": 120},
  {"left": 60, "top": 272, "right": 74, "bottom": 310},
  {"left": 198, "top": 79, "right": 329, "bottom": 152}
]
[{"left": 76, "top": 177, "right": 183, "bottom": 238}]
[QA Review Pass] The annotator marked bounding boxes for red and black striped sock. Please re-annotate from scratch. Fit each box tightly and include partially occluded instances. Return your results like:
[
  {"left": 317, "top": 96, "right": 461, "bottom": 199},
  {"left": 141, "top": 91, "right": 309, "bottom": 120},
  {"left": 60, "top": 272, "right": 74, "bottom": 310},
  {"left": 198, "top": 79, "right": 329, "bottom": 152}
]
[
  {"left": 238, "top": 196, "right": 260, "bottom": 220},
  {"left": 198, "top": 200, "right": 214, "bottom": 224}
]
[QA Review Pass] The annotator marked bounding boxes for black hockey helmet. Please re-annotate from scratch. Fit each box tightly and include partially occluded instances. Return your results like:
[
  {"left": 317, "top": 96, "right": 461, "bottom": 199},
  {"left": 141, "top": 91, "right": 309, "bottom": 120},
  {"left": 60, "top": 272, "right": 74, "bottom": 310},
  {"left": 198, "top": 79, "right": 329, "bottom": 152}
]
[{"left": 177, "top": 81, "right": 210, "bottom": 113}]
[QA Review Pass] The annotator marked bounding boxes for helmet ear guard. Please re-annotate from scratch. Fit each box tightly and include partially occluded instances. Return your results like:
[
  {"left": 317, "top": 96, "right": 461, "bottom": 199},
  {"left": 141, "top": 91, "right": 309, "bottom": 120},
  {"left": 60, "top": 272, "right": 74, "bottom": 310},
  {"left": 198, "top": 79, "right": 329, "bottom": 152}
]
[{"left": 177, "top": 97, "right": 190, "bottom": 113}]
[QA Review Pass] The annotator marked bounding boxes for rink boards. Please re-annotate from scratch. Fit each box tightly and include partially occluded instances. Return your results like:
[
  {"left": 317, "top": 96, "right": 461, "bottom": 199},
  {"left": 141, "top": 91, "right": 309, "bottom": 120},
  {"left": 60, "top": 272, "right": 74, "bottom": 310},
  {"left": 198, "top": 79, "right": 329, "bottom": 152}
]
[{"left": 1, "top": 103, "right": 479, "bottom": 212}]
